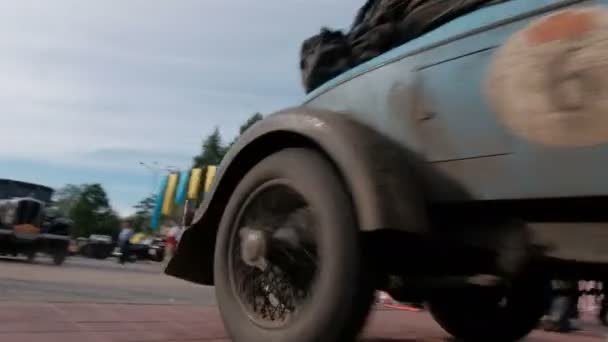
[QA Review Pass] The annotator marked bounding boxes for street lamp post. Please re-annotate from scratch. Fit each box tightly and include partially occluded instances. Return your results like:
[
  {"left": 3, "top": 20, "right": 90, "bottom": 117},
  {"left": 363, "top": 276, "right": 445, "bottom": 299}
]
[
  {"left": 139, "top": 162, "right": 180, "bottom": 194},
  {"left": 139, "top": 161, "right": 160, "bottom": 194}
]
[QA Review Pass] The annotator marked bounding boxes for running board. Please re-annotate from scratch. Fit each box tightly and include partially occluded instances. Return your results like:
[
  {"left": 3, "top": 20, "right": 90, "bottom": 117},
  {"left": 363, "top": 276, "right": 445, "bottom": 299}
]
[
  {"left": 435, "top": 221, "right": 608, "bottom": 275},
  {"left": 383, "top": 274, "right": 504, "bottom": 302},
  {"left": 528, "top": 222, "right": 608, "bottom": 265},
  {"left": 401, "top": 274, "right": 503, "bottom": 289}
]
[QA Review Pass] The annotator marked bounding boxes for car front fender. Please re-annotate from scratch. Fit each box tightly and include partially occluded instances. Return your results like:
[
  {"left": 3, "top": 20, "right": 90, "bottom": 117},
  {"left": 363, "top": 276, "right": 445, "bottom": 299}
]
[{"left": 166, "top": 107, "right": 466, "bottom": 285}]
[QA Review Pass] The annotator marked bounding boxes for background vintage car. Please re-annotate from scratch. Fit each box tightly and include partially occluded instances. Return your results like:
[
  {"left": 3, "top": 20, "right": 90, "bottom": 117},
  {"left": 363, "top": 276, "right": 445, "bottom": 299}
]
[{"left": 0, "top": 179, "right": 70, "bottom": 265}]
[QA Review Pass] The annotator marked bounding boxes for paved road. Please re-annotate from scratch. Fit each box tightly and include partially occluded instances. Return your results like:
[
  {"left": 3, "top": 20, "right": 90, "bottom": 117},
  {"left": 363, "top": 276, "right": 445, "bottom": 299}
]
[
  {"left": 0, "top": 303, "right": 605, "bottom": 342},
  {"left": 0, "top": 255, "right": 216, "bottom": 305},
  {"left": 0, "top": 255, "right": 606, "bottom": 341}
]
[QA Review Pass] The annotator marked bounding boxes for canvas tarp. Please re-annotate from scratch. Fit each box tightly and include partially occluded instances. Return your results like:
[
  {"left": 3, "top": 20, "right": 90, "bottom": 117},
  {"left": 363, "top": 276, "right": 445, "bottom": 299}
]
[{"left": 300, "top": 0, "right": 509, "bottom": 93}]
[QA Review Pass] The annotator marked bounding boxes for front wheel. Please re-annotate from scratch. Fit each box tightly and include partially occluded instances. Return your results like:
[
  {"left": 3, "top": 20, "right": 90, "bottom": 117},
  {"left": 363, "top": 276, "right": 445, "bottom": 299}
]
[
  {"left": 214, "top": 148, "right": 374, "bottom": 342},
  {"left": 428, "top": 276, "right": 550, "bottom": 341}
]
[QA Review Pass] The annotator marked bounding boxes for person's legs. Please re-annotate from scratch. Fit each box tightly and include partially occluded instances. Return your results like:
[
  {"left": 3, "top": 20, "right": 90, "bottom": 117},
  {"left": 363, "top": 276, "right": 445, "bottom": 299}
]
[
  {"left": 119, "top": 242, "right": 129, "bottom": 264},
  {"left": 545, "top": 280, "right": 578, "bottom": 332},
  {"left": 566, "top": 290, "right": 580, "bottom": 330},
  {"left": 163, "top": 243, "right": 174, "bottom": 267},
  {"left": 124, "top": 242, "right": 132, "bottom": 262},
  {"left": 600, "top": 281, "right": 608, "bottom": 326}
]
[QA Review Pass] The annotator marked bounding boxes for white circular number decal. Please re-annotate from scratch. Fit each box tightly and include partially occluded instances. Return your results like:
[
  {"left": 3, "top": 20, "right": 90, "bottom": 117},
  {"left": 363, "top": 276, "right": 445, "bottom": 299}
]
[{"left": 487, "top": 7, "right": 608, "bottom": 147}]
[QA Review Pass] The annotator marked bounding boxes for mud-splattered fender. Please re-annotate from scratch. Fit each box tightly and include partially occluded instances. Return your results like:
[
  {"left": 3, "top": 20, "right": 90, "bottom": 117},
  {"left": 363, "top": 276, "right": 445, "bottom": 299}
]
[{"left": 165, "top": 107, "right": 466, "bottom": 285}]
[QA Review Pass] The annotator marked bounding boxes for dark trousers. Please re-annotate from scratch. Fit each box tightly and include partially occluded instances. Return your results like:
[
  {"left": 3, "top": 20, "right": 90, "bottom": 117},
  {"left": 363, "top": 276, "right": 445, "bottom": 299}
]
[
  {"left": 600, "top": 282, "right": 608, "bottom": 326},
  {"left": 119, "top": 242, "right": 131, "bottom": 264},
  {"left": 548, "top": 280, "right": 578, "bottom": 330}
]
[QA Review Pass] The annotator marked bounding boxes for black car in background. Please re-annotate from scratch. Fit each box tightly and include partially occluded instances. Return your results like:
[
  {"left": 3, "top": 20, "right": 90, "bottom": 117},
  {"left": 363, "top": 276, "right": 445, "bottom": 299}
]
[
  {"left": 79, "top": 234, "right": 115, "bottom": 260},
  {"left": 111, "top": 236, "right": 165, "bottom": 263},
  {"left": 128, "top": 237, "right": 165, "bottom": 262},
  {"left": 0, "top": 179, "right": 70, "bottom": 265}
]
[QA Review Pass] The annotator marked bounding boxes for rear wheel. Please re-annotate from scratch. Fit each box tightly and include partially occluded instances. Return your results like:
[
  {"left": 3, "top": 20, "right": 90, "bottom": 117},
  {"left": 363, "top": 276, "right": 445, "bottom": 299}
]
[
  {"left": 428, "top": 276, "right": 550, "bottom": 341},
  {"left": 53, "top": 249, "right": 67, "bottom": 265},
  {"left": 26, "top": 250, "right": 36, "bottom": 263},
  {"left": 214, "top": 148, "right": 374, "bottom": 342}
]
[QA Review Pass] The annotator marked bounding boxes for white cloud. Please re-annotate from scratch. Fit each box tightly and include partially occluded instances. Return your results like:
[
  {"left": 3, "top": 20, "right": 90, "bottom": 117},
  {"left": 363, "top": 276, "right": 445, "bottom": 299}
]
[{"left": 0, "top": 0, "right": 361, "bottom": 208}]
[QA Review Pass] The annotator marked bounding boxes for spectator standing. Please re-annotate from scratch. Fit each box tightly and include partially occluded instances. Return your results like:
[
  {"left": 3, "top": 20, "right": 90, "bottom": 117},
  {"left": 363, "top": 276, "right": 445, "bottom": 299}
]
[
  {"left": 118, "top": 219, "right": 135, "bottom": 264},
  {"left": 165, "top": 221, "right": 182, "bottom": 262},
  {"left": 543, "top": 280, "right": 579, "bottom": 332},
  {"left": 599, "top": 280, "right": 608, "bottom": 326}
]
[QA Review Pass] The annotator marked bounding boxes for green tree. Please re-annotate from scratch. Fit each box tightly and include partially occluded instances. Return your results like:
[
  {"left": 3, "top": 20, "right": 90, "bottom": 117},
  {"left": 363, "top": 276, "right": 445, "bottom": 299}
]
[
  {"left": 239, "top": 112, "right": 264, "bottom": 135},
  {"left": 193, "top": 127, "right": 226, "bottom": 168},
  {"left": 52, "top": 184, "right": 84, "bottom": 216},
  {"left": 97, "top": 209, "right": 122, "bottom": 238},
  {"left": 69, "top": 184, "right": 121, "bottom": 238},
  {"left": 227, "top": 113, "right": 264, "bottom": 147},
  {"left": 192, "top": 114, "right": 264, "bottom": 169},
  {"left": 190, "top": 113, "right": 264, "bottom": 204},
  {"left": 192, "top": 128, "right": 227, "bottom": 205},
  {"left": 129, "top": 194, "right": 156, "bottom": 233}
]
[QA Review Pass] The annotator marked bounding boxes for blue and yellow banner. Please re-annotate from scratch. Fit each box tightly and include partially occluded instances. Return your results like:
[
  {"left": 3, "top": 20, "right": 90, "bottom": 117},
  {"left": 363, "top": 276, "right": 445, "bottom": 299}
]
[
  {"left": 150, "top": 175, "right": 169, "bottom": 230},
  {"left": 174, "top": 170, "right": 190, "bottom": 205},
  {"left": 151, "top": 165, "right": 219, "bottom": 229},
  {"left": 187, "top": 168, "right": 203, "bottom": 200},
  {"left": 162, "top": 173, "right": 179, "bottom": 215},
  {"left": 204, "top": 165, "right": 217, "bottom": 193}
]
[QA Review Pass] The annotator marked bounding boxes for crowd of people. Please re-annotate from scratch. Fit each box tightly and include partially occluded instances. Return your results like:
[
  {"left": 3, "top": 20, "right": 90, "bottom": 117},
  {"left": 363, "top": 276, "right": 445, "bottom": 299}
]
[
  {"left": 542, "top": 280, "right": 608, "bottom": 332},
  {"left": 375, "top": 279, "right": 608, "bottom": 334}
]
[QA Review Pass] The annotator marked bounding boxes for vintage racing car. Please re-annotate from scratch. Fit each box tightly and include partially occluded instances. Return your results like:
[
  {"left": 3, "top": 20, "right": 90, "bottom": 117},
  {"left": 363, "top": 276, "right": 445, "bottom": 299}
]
[
  {"left": 0, "top": 179, "right": 70, "bottom": 265},
  {"left": 167, "top": 1, "right": 608, "bottom": 341}
]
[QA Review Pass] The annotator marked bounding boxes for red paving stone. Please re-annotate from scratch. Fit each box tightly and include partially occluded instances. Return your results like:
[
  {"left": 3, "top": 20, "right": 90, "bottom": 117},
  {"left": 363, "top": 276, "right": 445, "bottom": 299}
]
[{"left": 0, "top": 302, "right": 604, "bottom": 341}]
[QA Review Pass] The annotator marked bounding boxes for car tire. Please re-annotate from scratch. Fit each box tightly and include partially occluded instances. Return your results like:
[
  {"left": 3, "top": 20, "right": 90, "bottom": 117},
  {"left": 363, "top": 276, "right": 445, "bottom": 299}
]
[
  {"left": 53, "top": 250, "right": 67, "bottom": 266},
  {"left": 81, "top": 245, "right": 91, "bottom": 258},
  {"left": 26, "top": 250, "right": 36, "bottom": 263},
  {"left": 214, "top": 148, "right": 374, "bottom": 342},
  {"left": 428, "top": 276, "right": 550, "bottom": 341}
]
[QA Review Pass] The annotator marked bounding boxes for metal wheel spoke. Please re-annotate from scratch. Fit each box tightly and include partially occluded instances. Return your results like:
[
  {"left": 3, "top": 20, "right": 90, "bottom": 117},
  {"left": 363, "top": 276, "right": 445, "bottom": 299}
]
[{"left": 229, "top": 185, "right": 319, "bottom": 327}]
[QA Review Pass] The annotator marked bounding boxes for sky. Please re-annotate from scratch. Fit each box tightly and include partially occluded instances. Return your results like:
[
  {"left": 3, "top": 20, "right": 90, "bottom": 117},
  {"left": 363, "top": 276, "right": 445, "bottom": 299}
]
[{"left": 0, "top": 0, "right": 360, "bottom": 216}]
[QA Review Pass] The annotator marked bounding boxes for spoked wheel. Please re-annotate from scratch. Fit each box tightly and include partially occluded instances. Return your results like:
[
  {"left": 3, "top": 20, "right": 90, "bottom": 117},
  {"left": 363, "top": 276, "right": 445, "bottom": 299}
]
[
  {"left": 232, "top": 192, "right": 318, "bottom": 325},
  {"left": 214, "top": 148, "right": 374, "bottom": 342},
  {"left": 428, "top": 276, "right": 550, "bottom": 341}
]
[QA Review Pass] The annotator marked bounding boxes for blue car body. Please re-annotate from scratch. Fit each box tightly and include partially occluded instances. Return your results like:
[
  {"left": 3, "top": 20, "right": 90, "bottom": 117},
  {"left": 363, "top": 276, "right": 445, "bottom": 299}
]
[{"left": 168, "top": 0, "right": 608, "bottom": 286}]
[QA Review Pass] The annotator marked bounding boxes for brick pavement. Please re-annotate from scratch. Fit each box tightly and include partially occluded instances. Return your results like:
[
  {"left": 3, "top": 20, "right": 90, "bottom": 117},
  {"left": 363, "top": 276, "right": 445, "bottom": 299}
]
[
  {"left": 0, "top": 303, "right": 226, "bottom": 342},
  {"left": 0, "top": 302, "right": 604, "bottom": 342}
]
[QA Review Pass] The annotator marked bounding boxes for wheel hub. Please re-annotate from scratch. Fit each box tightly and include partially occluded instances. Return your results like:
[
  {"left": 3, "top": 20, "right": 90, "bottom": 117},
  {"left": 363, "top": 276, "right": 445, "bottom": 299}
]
[
  {"left": 230, "top": 184, "right": 319, "bottom": 328},
  {"left": 239, "top": 227, "right": 268, "bottom": 270}
]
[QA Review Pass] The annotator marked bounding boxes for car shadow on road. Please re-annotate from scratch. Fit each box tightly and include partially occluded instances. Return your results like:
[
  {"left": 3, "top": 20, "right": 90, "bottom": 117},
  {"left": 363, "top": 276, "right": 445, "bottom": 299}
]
[
  {"left": 362, "top": 339, "right": 416, "bottom": 342},
  {"left": 0, "top": 256, "right": 27, "bottom": 263},
  {"left": 361, "top": 339, "right": 454, "bottom": 342},
  {"left": 0, "top": 256, "right": 59, "bottom": 266}
]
